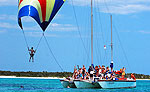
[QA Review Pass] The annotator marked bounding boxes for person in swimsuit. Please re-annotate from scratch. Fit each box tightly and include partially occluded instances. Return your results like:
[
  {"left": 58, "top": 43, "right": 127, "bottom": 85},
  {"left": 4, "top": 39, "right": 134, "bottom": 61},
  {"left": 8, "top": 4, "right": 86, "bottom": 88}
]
[
  {"left": 82, "top": 65, "right": 86, "bottom": 79},
  {"left": 28, "top": 47, "right": 36, "bottom": 62},
  {"left": 122, "top": 67, "right": 126, "bottom": 78},
  {"left": 73, "top": 66, "right": 78, "bottom": 79},
  {"left": 77, "top": 68, "right": 82, "bottom": 79}
]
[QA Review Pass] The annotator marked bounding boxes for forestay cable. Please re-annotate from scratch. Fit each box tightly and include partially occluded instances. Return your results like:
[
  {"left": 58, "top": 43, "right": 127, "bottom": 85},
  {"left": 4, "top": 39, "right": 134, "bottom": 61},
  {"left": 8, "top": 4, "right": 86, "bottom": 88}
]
[
  {"left": 71, "top": 0, "right": 89, "bottom": 60},
  {"left": 113, "top": 25, "right": 132, "bottom": 72}
]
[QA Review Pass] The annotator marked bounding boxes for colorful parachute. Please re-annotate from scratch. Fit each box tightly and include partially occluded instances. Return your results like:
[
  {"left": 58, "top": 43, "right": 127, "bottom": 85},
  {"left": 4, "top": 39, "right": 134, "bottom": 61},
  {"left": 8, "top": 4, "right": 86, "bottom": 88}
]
[{"left": 18, "top": 0, "right": 66, "bottom": 31}]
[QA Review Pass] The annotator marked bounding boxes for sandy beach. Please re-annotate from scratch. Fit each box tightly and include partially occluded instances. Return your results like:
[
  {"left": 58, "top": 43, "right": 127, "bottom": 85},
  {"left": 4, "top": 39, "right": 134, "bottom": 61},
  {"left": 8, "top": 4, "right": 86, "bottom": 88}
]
[
  {"left": 0, "top": 76, "right": 64, "bottom": 79},
  {"left": 136, "top": 79, "right": 150, "bottom": 80}
]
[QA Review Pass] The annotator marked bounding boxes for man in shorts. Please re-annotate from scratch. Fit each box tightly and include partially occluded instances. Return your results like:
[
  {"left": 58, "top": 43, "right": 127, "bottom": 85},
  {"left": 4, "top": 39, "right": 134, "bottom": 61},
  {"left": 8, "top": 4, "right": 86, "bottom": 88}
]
[{"left": 28, "top": 47, "right": 36, "bottom": 62}]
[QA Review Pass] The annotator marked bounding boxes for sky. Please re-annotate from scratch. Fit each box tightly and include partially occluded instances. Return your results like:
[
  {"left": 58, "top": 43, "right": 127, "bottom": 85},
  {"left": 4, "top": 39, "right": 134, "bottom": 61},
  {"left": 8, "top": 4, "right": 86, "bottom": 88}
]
[{"left": 0, "top": 0, "right": 150, "bottom": 75}]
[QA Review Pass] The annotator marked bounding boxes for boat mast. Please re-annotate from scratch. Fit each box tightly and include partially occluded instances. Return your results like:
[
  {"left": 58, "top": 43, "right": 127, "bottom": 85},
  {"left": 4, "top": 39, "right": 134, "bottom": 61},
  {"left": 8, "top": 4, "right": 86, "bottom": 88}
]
[
  {"left": 111, "top": 15, "right": 113, "bottom": 64},
  {"left": 91, "top": 0, "right": 93, "bottom": 65}
]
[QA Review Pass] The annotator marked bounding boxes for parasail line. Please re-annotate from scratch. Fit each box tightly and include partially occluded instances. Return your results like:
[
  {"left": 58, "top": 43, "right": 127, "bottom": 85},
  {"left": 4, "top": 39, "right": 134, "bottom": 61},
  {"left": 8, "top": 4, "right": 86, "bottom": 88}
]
[
  {"left": 22, "top": 29, "right": 29, "bottom": 50},
  {"left": 35, "top": 32, "right": 44, "bottom": 52},
  {"left": 43, "top": 34, "right": 65, "bottom": 72}
]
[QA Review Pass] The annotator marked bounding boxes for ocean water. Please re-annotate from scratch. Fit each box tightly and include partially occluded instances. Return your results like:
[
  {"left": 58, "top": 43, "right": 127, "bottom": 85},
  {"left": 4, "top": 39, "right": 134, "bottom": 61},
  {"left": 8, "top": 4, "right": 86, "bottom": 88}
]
[{"left": 0, "top": 78, "right": 149, "bottom": 92}]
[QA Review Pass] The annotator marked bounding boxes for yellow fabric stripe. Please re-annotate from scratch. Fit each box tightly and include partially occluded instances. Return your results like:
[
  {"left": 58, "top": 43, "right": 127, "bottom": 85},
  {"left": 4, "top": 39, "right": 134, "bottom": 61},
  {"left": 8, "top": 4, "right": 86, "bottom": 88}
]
[
  {"left": 18, "top": 0, "right": 43, "bottom": 22},
  {"left": 63, "top": 0, "right": 66, "bottom": 1},
  {"left": 45, "top": 0, "right": 55, "bottom": 21}
]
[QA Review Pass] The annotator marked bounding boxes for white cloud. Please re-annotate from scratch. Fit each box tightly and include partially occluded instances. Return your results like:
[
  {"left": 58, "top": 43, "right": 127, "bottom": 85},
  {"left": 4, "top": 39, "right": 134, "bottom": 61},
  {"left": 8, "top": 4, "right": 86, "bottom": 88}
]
[
  {"left": 1, "top": 0, "right": 150, "bottom": 15},
  {"left": 44, "top": 33, "right": 60, "bottom": 37},
  {"left": 22, "top": 23, "right": 77, "bottom": 32},
  {"left": 0, "top": 22, "right": 18, "bottom": 29},
  {"left": 70, "top": 0, "right": 150, "bottom": 14},
  {"left": 120, "top": 30, "right": 150, "bottom": 35},
  {"left": 138, "top": 30, "right": 150, "bottom": 34},
  {"left": 0, "top": 15, "right": 17, "bottom": 21},
  {"left": 24, "top": 32, "right": 60, "bottom": 37},
  {"left": 101, "top": 4, "right": 150, "bottom": 14},
  {"left": 22, "top": 23, "right": 77, "bottom": 37},
  {"left": 23, "top": 26, "right": 40, "bottom": 31},
  {"left": 20, "top": 14, "right": 63, "bottom": 23},
  {"left": 0, "top": 0, "right": 17, "bottom": 6},
  {"left": 0, "top": 29, "right": 7, "bottom": 34},
  {"left": 0, "top": 15, "right": 36, "bottom": 23},
  {"left": 49, "top": 23, "right": 77, "bottom": 32},
  {"left": 0, "top": 21, "right": 77, "bottom": 32}
]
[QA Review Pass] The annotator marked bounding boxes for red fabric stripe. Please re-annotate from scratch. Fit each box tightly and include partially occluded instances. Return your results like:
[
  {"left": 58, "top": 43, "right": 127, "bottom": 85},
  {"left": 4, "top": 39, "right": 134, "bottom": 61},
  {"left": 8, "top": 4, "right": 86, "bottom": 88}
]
[
  {"left": 19, "top": 0, "right": 24, "bottom": 6},
  {"left": 38, "top": 0, "right": 46, "bottom": 22}
]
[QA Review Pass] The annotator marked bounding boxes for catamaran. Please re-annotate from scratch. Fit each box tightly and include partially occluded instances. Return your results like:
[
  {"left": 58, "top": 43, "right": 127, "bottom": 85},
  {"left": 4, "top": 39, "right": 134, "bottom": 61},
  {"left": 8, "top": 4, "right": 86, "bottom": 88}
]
[{"left": 60, "top": 0, "right": 136, "bottom": 89}]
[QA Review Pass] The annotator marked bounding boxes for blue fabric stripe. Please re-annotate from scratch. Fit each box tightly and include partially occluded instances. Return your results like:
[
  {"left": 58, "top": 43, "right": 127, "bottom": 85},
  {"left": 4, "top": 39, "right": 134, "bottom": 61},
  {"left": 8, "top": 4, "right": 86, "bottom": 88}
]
[
  {"left": 49, "top": 0, "right": 64, "bottom": 23},
  {"left": 18, "top": 0, "right": 65, "bottom": 31},
  {"left": 18, "top": 5, "right": 42, "bottom": 30}
]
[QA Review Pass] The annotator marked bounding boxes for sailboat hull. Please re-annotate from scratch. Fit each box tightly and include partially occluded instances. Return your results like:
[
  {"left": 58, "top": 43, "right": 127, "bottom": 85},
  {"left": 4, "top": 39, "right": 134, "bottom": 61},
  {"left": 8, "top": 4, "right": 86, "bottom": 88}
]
[
  {"left": 74, "top": 80, "right": 101, "bottom": 89},
  {"left": 98, "top": 80, "right": 136, "bottom": 89}
]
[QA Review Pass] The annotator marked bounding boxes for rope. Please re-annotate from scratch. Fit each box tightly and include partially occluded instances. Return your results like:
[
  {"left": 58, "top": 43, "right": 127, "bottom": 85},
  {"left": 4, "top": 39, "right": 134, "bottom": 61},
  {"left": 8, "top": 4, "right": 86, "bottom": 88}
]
[
  {"left": 113, "top": 24, "right": 132, "bottom": 72},
  {"left": 22, "top": 30, "right": 29, "bottom": 49},
  {"left": 103, "top": 0, "right": 112, "bottom": 15},
  {"left": 43, "top": 34, "right": 65, "bottom": 72},
  {"left": 22, "top": 30, "right": 67, "bottom": 76},
  {"left": 22, "top": 30, "right": 44, "bottom": 53},
  {"left": 35, "top": 33, "right": 44, "bottom": 51},
  {"left": 71, "top": 0, "right": 90, "bottom": 62}
]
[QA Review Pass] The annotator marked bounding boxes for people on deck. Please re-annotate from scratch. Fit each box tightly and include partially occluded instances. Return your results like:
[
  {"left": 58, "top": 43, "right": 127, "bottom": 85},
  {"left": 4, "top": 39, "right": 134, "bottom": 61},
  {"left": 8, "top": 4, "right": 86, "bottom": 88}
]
[
  {"left": 28, "top": 47, "right": 36, "bottom": 62},
  {"left": 85, "top": 72, "right": 90, "bottom": 79},
  {"left": 95, "top": 66, "right": 99, "bottom": 77},
  {"left": 106, "top": 66, "right": 110, "bottom": 73},
  {"left": 101, "top": 65, "right": 106, "bottom": 79},
  {"left": 88, "top": 66, "right": 92, "bottom": 74},
  {"left": 110, "top": 62, "right": 113, "bottom": 72},
  {"left": 82, "top": 65, "right": 86, "bottom": 79},
  {"left": 88, "top": 65, "right": 95, "bottom": 80},
  {"left": 122, "top": 67, "right": 126, "bottom": 78},
  {"left": 131, "top": 73, "right": 136, "bottom": 80},
  {"left": 87, "top": 66, "right": 92, "bottom": 80},
  {"left": 101, "top": 65, "right": 105, "bottom": 73},
  {"left": 71, "top": 65, "right": 134, "bottom": 81},
  {"left": 78, "top": 68, "right": 82, "bottom": 79},
  {"left": 73, "top": 66, "right": 78, "bottom": 79},
  {"left": 98, "top": 65, "right": 102, "bottom": 77}
]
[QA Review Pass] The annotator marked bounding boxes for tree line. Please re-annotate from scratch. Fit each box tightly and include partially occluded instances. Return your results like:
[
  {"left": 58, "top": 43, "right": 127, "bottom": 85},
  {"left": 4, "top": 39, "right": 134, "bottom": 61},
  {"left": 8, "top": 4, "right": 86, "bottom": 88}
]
[
  {"left": 126, "top": 73, "right": 150, "bottom": 79},
  {"left": 0, "top": 70, "right": 149, "bottom": 79},
  {"left": 0, "top": 71, "right": 72, "bottom": 78}
]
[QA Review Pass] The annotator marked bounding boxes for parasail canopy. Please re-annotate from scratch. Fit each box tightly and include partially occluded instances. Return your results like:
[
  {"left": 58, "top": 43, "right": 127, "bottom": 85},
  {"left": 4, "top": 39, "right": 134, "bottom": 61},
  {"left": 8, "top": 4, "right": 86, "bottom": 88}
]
[{"left": 18, "top": 0, "right": 66, "bottom": 31}]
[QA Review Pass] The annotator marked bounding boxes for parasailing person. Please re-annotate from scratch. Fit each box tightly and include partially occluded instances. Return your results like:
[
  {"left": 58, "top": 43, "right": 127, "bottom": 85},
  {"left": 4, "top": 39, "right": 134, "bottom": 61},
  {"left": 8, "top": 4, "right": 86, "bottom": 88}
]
[
  {"left": 28, "top": 47, "right": 36, "bottom": 62},
  {"left": 18, "top": 0, "right": 66, "bottom": 63}
]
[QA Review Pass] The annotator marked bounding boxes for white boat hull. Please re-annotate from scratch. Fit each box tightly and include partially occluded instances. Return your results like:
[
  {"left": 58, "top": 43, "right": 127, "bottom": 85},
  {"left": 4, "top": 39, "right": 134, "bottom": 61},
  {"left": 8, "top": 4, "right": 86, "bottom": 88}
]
[
  {"left": 60, "top": 80, "right": 69, "bottom": 88},
  {"left": 98, "top": 80, "right": 136, "bottom": 89},
  {"left": 74, "top": 80, "right": 101, "bottom": 88},
  {"left": 60, "top": 80, "right": 76, "bottom": 88}
]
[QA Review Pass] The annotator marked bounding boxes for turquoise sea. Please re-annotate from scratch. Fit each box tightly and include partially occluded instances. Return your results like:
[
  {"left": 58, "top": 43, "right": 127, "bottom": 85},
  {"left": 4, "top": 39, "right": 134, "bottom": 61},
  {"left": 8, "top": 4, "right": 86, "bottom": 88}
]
[{"left": 0, "top": 78, "right": 149, "bottom": 92}]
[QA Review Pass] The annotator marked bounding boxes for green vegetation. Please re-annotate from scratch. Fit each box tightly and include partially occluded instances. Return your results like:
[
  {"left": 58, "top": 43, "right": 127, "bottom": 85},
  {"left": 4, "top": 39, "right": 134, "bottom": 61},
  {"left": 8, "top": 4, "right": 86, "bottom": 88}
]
[
  {"left": 0, "top": 71, "right": 72, "bottom": 78},
  {"left": 0, "top": 71, "right": 149, "bottom": 79},
  {"left": 126, "top": 73, "right": 150, "bottom": 79}
]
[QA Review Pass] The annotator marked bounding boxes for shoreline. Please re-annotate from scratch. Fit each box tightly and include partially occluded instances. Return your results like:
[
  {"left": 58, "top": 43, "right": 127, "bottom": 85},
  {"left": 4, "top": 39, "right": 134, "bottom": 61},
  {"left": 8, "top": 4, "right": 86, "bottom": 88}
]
[
  {"left": 0, "top": 76, "right": 64, "bottom": 79},
  {"left": 136, "top": 79, "right": 150, "bottom": 80}
]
